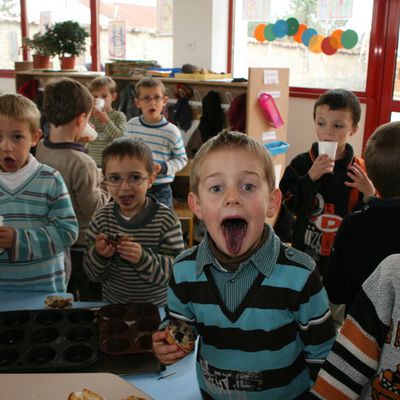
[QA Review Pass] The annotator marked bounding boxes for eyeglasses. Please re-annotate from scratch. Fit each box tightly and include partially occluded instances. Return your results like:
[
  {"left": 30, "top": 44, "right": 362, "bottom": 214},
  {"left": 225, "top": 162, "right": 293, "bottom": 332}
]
[
  {"left": 138, "top": 95, "right": 165, "bottom": 104},
  {"left": 104, "top": 174, "right": 149, "bottom": 187}
]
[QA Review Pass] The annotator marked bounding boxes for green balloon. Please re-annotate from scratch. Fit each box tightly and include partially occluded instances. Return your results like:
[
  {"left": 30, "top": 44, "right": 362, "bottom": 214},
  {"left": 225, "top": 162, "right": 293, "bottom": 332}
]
[
  {"left": 264, "top": 24, "right": 276, "bottom": 41},
  {"left": 341, "top": 29, "right": 358, "bottom": 49},
  {"left": 287, "top": 17, "right": 299, "bottom": 36}
]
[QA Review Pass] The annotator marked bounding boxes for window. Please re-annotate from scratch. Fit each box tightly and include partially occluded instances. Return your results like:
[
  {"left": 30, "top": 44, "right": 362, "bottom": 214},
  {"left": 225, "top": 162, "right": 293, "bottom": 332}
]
[
  {"left": 99, "top": 0, "right": 173, "bottom": 68},
  {"left": 0, "top": 0, "right": 21, "bottom": 69},
  {"left": 26, "top": 0, "right": 91, "bottom": 70},
  {"left": 234, "top": 0, "right": 374, "bottom": 91}
]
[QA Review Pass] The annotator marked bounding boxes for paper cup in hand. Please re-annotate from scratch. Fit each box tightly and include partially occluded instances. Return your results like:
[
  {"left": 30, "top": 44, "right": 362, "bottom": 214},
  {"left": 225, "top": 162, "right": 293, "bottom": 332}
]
[
  {"left": 94, "top": 98, "right": 105, "bottom": 111},
  {"left": 80, "top": 124, "right": 98, "bottom": 143},
  {"left": 318, "top": 141, "right": 338, "bottom": 160}
]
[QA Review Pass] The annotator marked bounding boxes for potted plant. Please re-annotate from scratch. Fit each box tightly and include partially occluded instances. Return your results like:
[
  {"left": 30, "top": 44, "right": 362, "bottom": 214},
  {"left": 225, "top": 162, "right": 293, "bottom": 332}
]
[
  {"left": 50, "top": 20, "right": 89, "bottom": 70},
  {"left": 23, "top": 31, "right": 57, "bottom": 69}
]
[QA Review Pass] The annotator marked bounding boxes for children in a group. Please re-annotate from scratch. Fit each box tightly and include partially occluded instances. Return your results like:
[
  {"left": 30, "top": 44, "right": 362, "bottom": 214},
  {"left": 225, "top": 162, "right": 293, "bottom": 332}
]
[
  {"left": 88, "top": 76, "right": 127, "bottom": 166},
  {"left": 279, "top": 89, "right": 375, "bottom": 276},
  {"left": 126, "top": 77, "right": 187, "bottom": 208},
  {"left": 152, "top": 130, "right": 335, "bottom": 400},
  {"left": 310, "top": 254, "right": 400, "bottom": 400},
  {"left": 35, "top": 78, "right": 109, "bottom": 300},
  {"left": 323, "top": 121, "right": 400, "bottom": 315},
  {"left": 0, "top": 93, "right": 78, "bottom": 292},
  {"left": 83, "top": 137, "right": 185, "bottom": 306}
]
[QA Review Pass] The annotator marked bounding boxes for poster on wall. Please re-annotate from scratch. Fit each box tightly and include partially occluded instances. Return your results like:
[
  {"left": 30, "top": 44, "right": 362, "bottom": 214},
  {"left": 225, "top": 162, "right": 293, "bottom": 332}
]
[{"left": 109, "top": 20, "right": 126, "bottom": 60}]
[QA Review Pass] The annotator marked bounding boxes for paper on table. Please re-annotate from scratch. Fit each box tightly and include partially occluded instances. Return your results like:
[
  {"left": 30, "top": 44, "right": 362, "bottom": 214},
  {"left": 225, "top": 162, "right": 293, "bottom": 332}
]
[{"left": 0, "top": 372, "right": 153, "bottom": 400}]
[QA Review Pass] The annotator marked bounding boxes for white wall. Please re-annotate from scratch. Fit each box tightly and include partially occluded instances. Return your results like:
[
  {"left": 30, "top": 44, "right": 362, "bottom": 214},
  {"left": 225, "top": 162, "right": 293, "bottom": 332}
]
[
  {"left": 286, "top": 97, "right": 365, "bottom": 164},
  {"left": 173, "top": 0, "right": 228, "bottom": 71},
  {"left": 0, "top": 78, "right": 16, "bottom": 94}
]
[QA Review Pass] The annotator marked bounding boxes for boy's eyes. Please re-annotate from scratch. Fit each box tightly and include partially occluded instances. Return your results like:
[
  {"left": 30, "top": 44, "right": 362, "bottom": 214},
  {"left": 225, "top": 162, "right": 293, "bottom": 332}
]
[
  {"left": 242, "top": 183, "right": 256, "bottom": 192},
  {"left": 208, "top": 183, "right": 257, "bottom": 193}
]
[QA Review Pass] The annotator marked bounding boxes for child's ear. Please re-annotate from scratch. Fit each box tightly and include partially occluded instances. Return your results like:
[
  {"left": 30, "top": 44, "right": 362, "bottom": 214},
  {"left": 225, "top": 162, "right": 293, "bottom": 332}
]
[
  {"left": 350, "top": 124, "right": 359, "bottom": 136},
  {"left": 134, "top": 98, "right": 140, "bottom": 108},
  {"left": 31, "top": 129, "right": 42, "bottom": 147},
  {"left": 188, "top": 192, "right": 203, "bottom": 220},
  {"left": 111, "top": 92, "right": 118, "bottom": 102},
  {"left": 147, "top": 164, "right": 160, "bottom": 188},
  {"left": 266, "top": 188, "right": 282, "bottom": 218}
]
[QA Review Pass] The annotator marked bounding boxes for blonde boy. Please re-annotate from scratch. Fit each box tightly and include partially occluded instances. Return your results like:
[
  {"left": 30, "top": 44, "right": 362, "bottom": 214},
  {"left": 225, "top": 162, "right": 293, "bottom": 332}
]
[
  {"left": 0, "top": 94, "right": 78, "bottom": 292},
  {"left": 126, "top": 77, "right": 187, "bottom": 208},
  {"left": 88, "top": 76, "right": 127, "bottom": 166},
  {"left": 153, "top": 130, "right": 335, "bottom": 399}
]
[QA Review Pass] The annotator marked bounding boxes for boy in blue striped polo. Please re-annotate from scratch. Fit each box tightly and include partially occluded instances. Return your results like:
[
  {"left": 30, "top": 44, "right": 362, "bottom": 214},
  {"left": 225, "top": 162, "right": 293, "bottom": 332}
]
[
  {"left": 153, "top": 130, "right": 335, "bottom": 399},
  {"left": 0, "top": 94, "right": 78, "bottom": 292},
  {"left": 126, "top": 77, "right": 187, "bottom": 208}
]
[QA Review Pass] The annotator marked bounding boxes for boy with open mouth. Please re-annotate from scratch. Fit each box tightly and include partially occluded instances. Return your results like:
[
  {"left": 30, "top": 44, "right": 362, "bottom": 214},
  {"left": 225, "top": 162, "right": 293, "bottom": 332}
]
[{"left": 153, "top": 130, "right": 335, "bottom": 399}]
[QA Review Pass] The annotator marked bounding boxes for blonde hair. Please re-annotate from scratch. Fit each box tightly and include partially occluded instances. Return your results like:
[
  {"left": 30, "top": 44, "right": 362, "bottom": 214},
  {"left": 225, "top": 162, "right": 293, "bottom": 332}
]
[
  {"left": 0, "top": 93, "right": 40, "bottom": 134},
  {"left": 190, "top": 130, "right": 275, "bottom": 195},
  {"left": 135, "top": 77, "right": 166, "bottom": 98},
  {"left": 89, "top": 76, "right": 118, "bottom": 94}
]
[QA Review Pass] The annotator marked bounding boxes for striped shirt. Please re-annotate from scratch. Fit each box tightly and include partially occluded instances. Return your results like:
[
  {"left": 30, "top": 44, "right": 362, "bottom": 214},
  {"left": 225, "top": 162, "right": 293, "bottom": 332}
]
[
  {"left": 0, "top": 162, "right": 78, "bottom": 292},
  {"left": 88, "top": 110, "right": 128, "bottom": 166},
  {"left": 126, "top": 115, "right": 187, "bottom": 185},
  {"left": 83, "top": 196, "right": 185, "bottom": 306},
  {"left": 310, "top": 254, "right": 400, "bottom": 400},
  {"left": 166, "top": 225, "right": 335, "bottom": 400}
]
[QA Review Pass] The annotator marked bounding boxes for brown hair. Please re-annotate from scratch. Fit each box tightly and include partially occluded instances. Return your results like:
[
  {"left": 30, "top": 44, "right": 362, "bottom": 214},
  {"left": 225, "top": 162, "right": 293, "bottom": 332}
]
[
  {"left": 313, "top": 89, "right": 361, "bottom": 127},
  {"left": 135, "top": 77, "right": 166, "bottom": 98},
  {"left": 364, "top": 121, "right": 400, "bottom": 198},
  {"left": 0, "top": 93, "right": 40, "bottom": 134},
  {"left": 190, "top": 130, "right": 275, "bottom": 195},
  {"left": 102, "top": 137, "right": 154, "bottom": 175},
  {"left": 89, "top": 76, "right": 118, "bottom": 94},
  {"left": 43, "top": 78, "right": 93, "bottom": 127}
]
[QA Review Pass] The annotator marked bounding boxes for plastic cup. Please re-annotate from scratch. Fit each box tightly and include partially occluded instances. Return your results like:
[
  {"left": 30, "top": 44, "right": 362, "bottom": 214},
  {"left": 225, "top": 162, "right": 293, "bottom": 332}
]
[
  {"left": 80, "top": 124, "right": 98, "bottom": 143},
  {"left": 318, "top": 141, "right": 338, "bottom": 160},
  {"left": 94, "top": 98, "right": 105, "bottom": 110}
]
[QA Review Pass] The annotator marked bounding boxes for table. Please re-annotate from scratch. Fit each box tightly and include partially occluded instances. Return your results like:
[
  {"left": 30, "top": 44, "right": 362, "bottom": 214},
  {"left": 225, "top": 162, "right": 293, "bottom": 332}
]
[{"left": 0, "top": 291, "right": 202, "bottom": 400}]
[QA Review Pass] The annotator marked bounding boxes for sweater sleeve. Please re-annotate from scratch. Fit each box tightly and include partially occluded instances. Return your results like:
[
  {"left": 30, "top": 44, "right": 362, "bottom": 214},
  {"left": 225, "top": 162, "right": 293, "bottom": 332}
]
[
  {"left": 164, "top": 124, "right": 188, "bottom": 176},
  {"left": 12, "top": 172, "right": 78, "bottom": 262},
  {"left": 279, "top": 155, "right": 321, "bottom": 215},
  {"left": 91, "top": 110, "right": 127, "bottom": 140},
  {"left": 310, "top": 255, "right": 397, "bottom": 399},
  {"left": 131, "top": 213, "right": 185, "bottom": 286}
]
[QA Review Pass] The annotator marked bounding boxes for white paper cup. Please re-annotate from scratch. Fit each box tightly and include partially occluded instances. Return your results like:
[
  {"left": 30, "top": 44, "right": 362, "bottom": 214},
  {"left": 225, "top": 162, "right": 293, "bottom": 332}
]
[
  {"left": 80, "top": 124, "right": 98, "bottom": 142},
  {"left": 318, "top": 141, "right": 338, "bottom": 160},
  {"left": 94, "top": 98, "right": 105, "bottom": 110}
]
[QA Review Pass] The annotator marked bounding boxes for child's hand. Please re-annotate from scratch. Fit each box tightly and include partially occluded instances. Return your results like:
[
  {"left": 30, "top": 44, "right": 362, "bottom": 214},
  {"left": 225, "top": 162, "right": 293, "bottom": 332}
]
[
  {"left": 308, "top": 154, "right": 335, "bottom": 181},
  {"left": 154, "top": 163, "right": 162, "bottom": 175},
  {"left": 91, "top": 107, "right": 109, "bottom": 124},
  {"left": 345, "top": 163, "right": 375, "bottom": 201},
  {"left": 0, "top": 227, "right": 15, "bottom": 250},
  {"left": 117, "top": 239, "right": 142, "bottom": 264},
  {"left": 95, "top": 233, "right": 116, "bottom": 258},
  {"left": 152, "top": 330, "right": 187, "bottom": 365}
]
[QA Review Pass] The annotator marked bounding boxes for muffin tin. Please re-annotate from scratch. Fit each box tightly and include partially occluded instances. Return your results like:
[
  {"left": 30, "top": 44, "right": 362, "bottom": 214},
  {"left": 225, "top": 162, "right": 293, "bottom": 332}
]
[
  {"left": 0, "top": 308, "right": 98, "bottom": 372},
  {"left": 97, "top": 303, "right": 160, "bottom": 356}
]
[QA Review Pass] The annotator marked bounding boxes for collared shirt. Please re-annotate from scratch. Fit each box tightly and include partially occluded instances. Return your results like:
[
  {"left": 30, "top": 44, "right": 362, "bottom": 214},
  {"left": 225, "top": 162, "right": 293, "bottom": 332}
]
[{"left": 195, "top": 224, "right": 281, "bottom": 312}]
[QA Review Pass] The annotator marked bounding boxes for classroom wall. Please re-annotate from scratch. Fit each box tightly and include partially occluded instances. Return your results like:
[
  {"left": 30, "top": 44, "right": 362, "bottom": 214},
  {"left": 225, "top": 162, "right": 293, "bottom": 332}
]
[{"left": 0, "top": 77, "right": 16, "bottom": 94}]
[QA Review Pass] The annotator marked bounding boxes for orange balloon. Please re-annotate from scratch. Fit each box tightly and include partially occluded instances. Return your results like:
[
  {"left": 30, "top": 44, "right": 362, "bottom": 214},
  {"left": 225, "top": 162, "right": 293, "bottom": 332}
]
[
  {"left": 309, "top": 34, "right": 324, "bottom": 53},
  {"left": 330, "top": 29, "right": 343, "bottom": 49},
  {"left": 293, "top": 24, "right": 307, "bottom": 43},
  {"left": 254, "top": 24, "right": 267, "bottom": 42}
]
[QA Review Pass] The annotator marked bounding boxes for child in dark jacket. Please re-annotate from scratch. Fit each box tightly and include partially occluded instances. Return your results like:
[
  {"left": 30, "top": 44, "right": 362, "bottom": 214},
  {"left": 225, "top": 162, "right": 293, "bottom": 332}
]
[{"left": 279, "top": 89, "right": 375, "bottom": 276}]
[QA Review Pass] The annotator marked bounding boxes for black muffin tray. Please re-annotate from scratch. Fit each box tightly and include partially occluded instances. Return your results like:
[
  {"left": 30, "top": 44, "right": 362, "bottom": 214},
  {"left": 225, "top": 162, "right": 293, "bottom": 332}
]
[
  {"left": 97, "top": 303, "right": 160, "bottom": 356},
  {"left": 0, "top": 308, "right": 98, "bottom": 372}
]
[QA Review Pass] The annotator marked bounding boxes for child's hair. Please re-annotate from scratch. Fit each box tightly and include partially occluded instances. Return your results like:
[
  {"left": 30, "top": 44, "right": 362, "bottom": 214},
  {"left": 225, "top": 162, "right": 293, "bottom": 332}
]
[
  {"left": 190, "top": 130, "right": 275, "bottom": 195},
  {"left": 0, "top": 93, "right": 40, "bottom": 134},
  {"left": 89, "top": 76, "right": 118, "bottom": 94},
  {"left": 102, "top": 137, "right": 154, "bottom": 175},
  {"left": 364, "top": 121, "right": 400, "bottom": 198},
  {"left": 43, "top": 78, "right": 93, "bottom": 127},
  {"left": 313, "top": 89, "right": 361, "bottom": 127},
  {"left": 135, "top": 77, "right": 166, "bottom": 98}
]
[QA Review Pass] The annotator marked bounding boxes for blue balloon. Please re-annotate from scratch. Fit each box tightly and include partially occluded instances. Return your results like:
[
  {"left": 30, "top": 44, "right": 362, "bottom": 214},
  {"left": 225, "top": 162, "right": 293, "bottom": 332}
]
[
  {"left": 302, "top": 28, "right": 318, "bottom": 46},
  {"left": 273, "top": 19, "right": 288, "bottom": 38}
]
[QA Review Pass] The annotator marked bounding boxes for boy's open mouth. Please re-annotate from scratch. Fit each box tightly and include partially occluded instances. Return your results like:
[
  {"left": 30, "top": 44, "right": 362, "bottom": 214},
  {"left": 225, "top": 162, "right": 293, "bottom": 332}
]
[
  {"left": 119, "top": 195, "right": 134, "bottom": 205},
  {"left": 221, "top": 218, "right": 248, "bottom": 254}
]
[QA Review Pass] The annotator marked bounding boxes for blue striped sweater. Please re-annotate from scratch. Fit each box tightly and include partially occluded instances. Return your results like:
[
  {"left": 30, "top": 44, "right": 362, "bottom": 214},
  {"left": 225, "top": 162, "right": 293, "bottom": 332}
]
[
  {"left": 0, "top": 163, "right": 78, "bottom": 292},
  {"left": 166, "top": 227, "right": 335, "bottom": 399},
  {"left": 126, "top": 116, "right": 187, "bottom": 185}
]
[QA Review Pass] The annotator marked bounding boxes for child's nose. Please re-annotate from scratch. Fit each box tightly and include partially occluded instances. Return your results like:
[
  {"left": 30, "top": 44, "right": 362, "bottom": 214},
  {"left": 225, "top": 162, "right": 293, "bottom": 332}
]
[{"left": 224, "top": 187, "right": 240, "bottom": 206}]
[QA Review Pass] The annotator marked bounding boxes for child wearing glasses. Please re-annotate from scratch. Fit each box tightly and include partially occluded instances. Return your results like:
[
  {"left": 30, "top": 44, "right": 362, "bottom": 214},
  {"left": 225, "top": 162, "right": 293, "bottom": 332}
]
[
  {"left": 126, "top": 77, "right": 188, "bottom": 208},
  {"left": 83, "top": 137, "right": 185, "bottom": 306},
  {"left": 88, "top": 76, "right": 127, "bottom": 167},
  {"left": 36, "top": 78, "right": 110, "bottom": 300}
]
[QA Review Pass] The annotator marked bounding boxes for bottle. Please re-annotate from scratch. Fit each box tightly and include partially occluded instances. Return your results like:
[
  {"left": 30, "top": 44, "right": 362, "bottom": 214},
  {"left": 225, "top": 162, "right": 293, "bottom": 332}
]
[{"left": 258, "top": 92, "right": 284, "bottom": 128}]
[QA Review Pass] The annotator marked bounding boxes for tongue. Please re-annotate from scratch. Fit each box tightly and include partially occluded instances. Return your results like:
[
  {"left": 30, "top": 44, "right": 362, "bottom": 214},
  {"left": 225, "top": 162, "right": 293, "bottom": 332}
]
[{"left": 222, "top": 219, "right": 247, "bottom": 254}]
